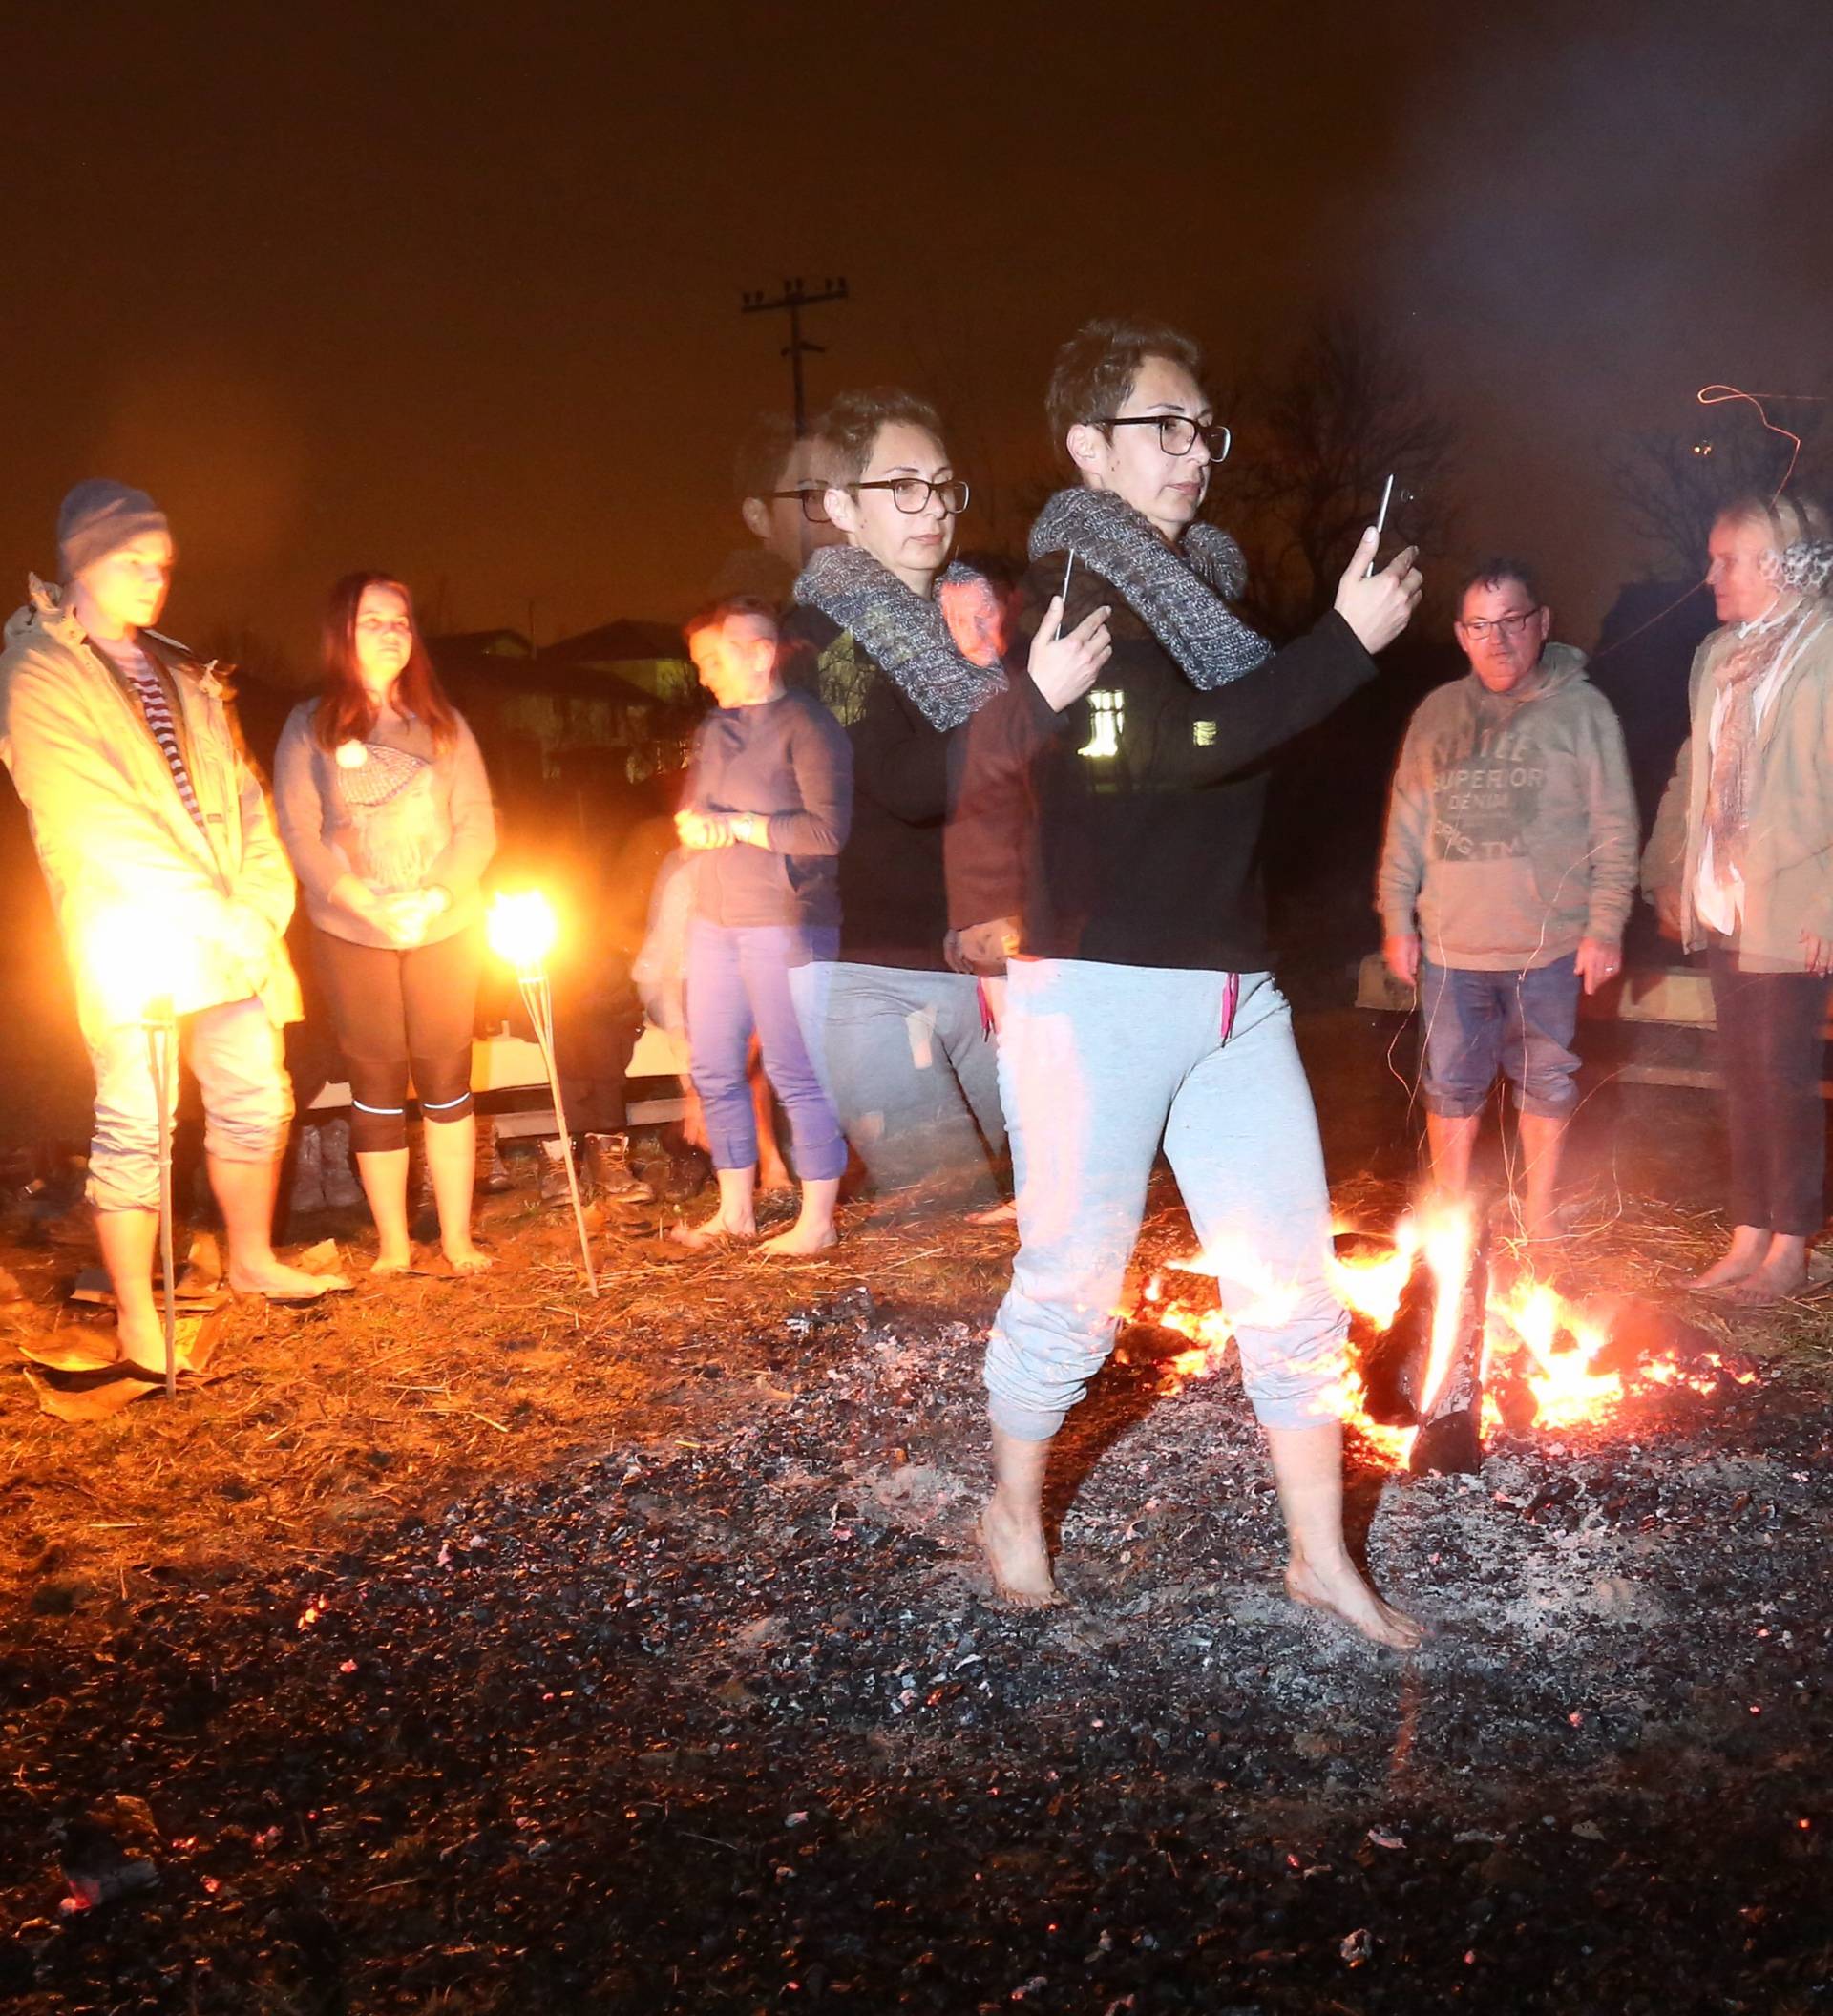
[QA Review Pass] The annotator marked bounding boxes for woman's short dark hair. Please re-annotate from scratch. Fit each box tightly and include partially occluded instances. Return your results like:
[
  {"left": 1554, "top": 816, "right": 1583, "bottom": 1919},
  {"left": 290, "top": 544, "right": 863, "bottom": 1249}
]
[
  {"left": 817, "top": 388, "right": 946, "bottom": 483},
  {"left": 1045, "top": 318, "right": 1206, "bottom": 470}
]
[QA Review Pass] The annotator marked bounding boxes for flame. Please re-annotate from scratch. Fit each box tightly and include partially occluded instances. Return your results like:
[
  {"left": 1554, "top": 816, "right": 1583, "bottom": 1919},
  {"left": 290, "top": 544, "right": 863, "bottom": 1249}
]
[
  {"left": 86, "top": 904, "right": 180, "bottom": 1024},
  {"left": 487, "top": 890, "right": 558, "bottom": 976},
  {"left": 1489, "top": 1278, "right": 1621, "bottom": 1428},
  {"left": 1133, "top": 1204, "right": 1757, "bottom": 1468}
]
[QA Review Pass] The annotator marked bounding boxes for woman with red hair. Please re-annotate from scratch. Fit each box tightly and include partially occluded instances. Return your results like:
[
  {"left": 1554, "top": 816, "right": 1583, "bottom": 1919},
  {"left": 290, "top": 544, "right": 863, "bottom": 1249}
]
[{"left": 275, "top": 573, "right": 496, "bottom": 1272}]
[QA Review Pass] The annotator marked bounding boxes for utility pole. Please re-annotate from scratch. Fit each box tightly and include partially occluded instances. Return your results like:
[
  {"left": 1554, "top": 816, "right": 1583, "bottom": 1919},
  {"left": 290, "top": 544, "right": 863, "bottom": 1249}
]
[{"left": 740, "top": 276, "right": 849, "bottom": 436}]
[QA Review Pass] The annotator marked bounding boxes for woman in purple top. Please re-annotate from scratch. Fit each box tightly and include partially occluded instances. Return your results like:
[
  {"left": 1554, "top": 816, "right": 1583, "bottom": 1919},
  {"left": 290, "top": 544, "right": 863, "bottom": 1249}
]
[{"left": 672, "top": 596, "right": 853, "bottom": 1253}]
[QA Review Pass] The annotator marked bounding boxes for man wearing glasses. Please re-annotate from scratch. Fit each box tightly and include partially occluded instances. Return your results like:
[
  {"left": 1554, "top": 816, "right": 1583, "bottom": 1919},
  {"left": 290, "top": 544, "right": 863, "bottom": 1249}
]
[
  {"left": 710, "top": 412, "right": 845, "bottom": 604},
  {"left": 1379, "top": 559, "right": 1637, "bottom": 1243},
  {"left": 787, "top": 388, "right": 1108, "bottom": 1207}
]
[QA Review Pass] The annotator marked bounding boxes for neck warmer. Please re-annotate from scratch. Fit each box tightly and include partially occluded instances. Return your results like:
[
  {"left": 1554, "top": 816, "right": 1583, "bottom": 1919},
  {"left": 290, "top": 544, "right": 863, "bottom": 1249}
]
[
  {"left": 793, "top": 547, "right": 1007, "bottom": 731},
  {"left": 1028, "top": 488, "right": 1272, "bottom": 689}
]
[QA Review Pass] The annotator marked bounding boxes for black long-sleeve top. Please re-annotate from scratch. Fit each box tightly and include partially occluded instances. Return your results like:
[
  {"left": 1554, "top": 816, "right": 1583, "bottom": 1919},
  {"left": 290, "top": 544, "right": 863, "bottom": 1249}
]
[
  {"left": 946, "top": 553, "right": 1375, "bottom": 973},
  {"left": 780, "top": 604, "right": 959, "bottom": 970}
]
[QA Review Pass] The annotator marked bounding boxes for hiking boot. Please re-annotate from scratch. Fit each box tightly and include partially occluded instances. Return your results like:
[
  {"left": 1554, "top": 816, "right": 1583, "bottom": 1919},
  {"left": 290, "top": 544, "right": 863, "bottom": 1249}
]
[
  {"left": 476, "top": 1118, "right": 513, "bottom": 1194},
  {"left": 584, "top": 1131, "right": 654, "bottom": 1202},
  {"left": 289, "top": 1126, "right": 326, "bottom": 1215},
  {"left": 539, "top": 1137, "right": 577, "bottom": 1208},
  {"left": 318, "top": 1118, "right": 364, "bottom": 1209}
]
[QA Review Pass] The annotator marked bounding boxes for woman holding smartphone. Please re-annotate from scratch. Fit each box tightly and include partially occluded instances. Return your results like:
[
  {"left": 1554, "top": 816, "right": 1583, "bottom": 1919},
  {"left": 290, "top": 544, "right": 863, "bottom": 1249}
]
[{"left": 275, "top": 573, "right": 497, "bottom": 1273}]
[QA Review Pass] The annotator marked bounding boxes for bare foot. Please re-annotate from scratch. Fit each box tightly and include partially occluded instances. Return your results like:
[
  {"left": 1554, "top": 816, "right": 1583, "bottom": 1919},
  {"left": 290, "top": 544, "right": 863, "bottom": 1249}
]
[
  {"left": 1724, "top": 1245, "right": 1809, "bottom": 1305},
  {"left": 759, "top": 1221, "right": 837, "bottom": 1257},
  {"left": 1689, "top": 1228, "right": 1772, "bottom": 1294},
  {"left": 669, "top": 1212, "right": 755, "bottom": 1250},
  {"left": 227, "top": 1258, "right": 352, "bottom": 1298},
  {"left": 442, "top": 1242, "right": 493, "bottom": 1275},
  {"left": 116, "top": 1305, "right": 170, "bottom": 1376},
  {"left": 1286, "top": 1556, "right": 1424, "bottom": 1649},
  {"left": 966, "top": 1198, "right": 1018, "bottom": 1227},
  {"left": 372, "top": 1247, "right": 414, "bottom": 1276},
  {"left": 980, "top": 1497, "right": 1059, "bottom": 1607}
]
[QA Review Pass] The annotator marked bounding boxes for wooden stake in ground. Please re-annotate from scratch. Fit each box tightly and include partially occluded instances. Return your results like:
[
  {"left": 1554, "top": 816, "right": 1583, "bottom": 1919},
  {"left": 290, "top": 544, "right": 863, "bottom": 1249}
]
[
  {"left": 488, "top": 892, "right": 599, "bottom": 1297},
  {"left": 146, "top": 998, "right": 179, "bottom": 1398}
]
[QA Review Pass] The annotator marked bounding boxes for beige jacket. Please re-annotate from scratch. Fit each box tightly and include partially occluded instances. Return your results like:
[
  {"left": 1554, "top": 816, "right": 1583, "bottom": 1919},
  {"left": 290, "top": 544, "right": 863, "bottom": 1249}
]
[
  {"left": 0, "top": 578, "right": 303, "bottom": 1038},
  {"left": 1641, "top": 599, "right": 1833, "bottom": 973}
]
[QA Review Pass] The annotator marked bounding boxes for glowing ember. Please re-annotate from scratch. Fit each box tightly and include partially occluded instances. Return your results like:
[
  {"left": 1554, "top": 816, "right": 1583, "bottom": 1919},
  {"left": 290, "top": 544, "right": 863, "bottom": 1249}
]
[{"left": 1133, "top": 1206, "right": 1756, "bottom": 1467}]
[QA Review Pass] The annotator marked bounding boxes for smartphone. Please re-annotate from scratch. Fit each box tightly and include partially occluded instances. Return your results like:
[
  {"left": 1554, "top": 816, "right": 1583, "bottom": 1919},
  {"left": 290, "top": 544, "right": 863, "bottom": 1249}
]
[{"left": 1366, "top": 475, "right": 1396, "bottom": 577}]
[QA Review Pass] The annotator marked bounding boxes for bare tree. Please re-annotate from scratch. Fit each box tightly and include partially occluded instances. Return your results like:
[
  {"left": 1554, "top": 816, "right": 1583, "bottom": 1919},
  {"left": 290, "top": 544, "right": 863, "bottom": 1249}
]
[
  {"left": 1608, "top": 408, "right": 1825, "bottom": 578},
  {"left": 1225, "top": 314, "right": 1461, "bottom": 634}
]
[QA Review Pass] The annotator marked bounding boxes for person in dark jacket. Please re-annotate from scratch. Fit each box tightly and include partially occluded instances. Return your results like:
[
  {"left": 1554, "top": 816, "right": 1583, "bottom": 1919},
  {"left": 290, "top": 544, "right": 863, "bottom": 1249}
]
[
  {"left": 948, "top": 319, "right": 1424, "bottom": 1642},
  {"left": 673, "top": 597, "right": 853, "bottom": 1254},
  {"left": 784, "top": 388, "right": 1110, "bottom": 1206}
]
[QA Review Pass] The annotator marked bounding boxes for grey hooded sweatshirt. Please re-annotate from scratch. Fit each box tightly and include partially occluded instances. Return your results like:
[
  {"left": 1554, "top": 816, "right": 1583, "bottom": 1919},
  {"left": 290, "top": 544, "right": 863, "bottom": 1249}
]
[{"left": 1377, "top": 643, "right": 1637, "bottom": 970}]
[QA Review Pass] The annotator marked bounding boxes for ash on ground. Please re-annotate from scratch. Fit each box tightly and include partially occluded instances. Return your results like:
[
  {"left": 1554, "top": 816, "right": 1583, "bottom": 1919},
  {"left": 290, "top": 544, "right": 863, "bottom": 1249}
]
[{"left": 1, "top": 1165, "right": 1829, "bottom": 2014}]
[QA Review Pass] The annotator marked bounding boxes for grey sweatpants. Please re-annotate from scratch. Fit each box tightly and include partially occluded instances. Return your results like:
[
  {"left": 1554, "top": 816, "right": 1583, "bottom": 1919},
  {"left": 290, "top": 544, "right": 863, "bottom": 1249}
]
[
  {"left": 790, "top": 959, "right": 1005, "bottom": 1198},
  {"left": 985, "top": 959, "right": 1346, "bottom": 1439}
]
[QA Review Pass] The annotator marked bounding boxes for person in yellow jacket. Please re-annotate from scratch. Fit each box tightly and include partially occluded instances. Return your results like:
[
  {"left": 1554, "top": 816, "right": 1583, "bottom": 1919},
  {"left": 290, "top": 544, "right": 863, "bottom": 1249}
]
[{"left": 0, "top": 481, "right": 345, "bottom": 1385}]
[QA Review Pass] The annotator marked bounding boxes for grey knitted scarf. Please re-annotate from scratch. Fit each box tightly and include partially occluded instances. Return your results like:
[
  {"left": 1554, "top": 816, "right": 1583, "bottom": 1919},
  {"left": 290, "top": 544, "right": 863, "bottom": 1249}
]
[
  {"left": 1028, "top": 488, "right": 1272, "bottom": 689},
  {"left": 793, "top": 547, "right": 1008, "bottom": 731}
]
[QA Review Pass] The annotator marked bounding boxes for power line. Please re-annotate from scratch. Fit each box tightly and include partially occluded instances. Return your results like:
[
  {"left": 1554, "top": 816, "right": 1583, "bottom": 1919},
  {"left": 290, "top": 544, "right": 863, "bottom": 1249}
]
[{"left": 740, "top": 276, "right": 849, "bottom": 436}]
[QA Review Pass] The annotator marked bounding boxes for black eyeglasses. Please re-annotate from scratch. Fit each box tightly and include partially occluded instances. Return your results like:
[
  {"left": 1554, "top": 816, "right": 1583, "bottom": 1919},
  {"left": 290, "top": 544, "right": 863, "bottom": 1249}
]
[
  {"left": 1099, "top": 415, "right": 1233, "bottom": 463},
  {"left": 766, "top": 488, "right": 832, "bottom": 525},
  {"left": 853, "top": 477, "right": 971, "bottom": 515},
  {"left": 1457, "top": 610, "right": 1542, "bottom": 640}
]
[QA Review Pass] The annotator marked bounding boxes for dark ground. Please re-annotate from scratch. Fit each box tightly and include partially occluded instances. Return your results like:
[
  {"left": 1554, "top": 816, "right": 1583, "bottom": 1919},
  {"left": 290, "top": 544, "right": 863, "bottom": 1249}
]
[{"left": 1, "top": 1008, "right": 1830, "bottom": 2014}]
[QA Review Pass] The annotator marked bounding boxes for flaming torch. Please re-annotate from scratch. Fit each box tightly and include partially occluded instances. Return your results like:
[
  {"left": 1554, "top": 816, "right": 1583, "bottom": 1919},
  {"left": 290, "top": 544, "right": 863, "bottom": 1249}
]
[{"left": 486, "top": 891, "right": 598, "bottom": 1296}]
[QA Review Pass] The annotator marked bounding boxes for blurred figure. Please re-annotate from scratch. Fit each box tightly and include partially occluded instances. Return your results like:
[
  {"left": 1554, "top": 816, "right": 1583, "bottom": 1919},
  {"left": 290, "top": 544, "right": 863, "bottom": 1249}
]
[
  {"left": 786, "top": 391, "right": 1106, "bottom": 1206},
  {"left": 274, "top": 574, "right": 497, "bottom": 1273},
  {"left": 949, "top": 319, "right": 1422, "bottom": 1639},
  {"left": 673, "top": 597, "right": 852, "bottom": 1254},
  {"left": 1642, "top": 494, "right": 1833, "bottom": 1303},
  {"left": 0, "top": 481, "right": 333, "bottom": 1384},
  {"left": 1379, "top": 558, "right": 1637, "bottom": 1242},
  {"left": 710, "top": 413, "right": 846, "bottom": 604}
]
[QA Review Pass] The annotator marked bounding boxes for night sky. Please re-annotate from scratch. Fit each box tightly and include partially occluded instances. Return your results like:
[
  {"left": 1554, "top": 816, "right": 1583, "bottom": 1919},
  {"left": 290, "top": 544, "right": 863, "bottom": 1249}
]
[{"left": 7, "top": 0, "right": 1828, "bottom": 671}]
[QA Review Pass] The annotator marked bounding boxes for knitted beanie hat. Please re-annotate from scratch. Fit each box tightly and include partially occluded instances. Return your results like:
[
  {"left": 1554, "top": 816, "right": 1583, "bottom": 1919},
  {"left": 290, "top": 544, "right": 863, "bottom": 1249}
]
[{"left": 57, "top": 480, "right": 170, "bottom": 580}]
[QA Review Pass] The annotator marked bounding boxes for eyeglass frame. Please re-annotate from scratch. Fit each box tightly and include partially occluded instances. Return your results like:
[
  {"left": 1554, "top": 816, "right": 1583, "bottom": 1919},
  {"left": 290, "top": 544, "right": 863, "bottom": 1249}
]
[
  {"left": 1455, "top": 608, "right": 1544, "bottom": 641},
  {"left": 1096, "top": 414, "right": 1233, "bottom": 463},
  {"left": 764, "top": 488, "right": 832, "bottom": 526},
  {"left": 850, "top": 477, "right": 972, "bottom": 516}
]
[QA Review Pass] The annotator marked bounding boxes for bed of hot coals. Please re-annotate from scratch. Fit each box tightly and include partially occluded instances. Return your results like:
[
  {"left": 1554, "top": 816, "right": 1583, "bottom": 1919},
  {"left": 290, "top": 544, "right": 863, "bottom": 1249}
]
[{"left": 1, "top": 1170, "right": 1830, "bottom": 2014}]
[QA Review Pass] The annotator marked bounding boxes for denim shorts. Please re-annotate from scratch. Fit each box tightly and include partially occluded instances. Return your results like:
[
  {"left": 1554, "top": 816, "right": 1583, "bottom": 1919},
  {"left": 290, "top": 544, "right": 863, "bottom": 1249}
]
[{"left": 1418, "top": 956, "right": 1582, "bottom": 1120}]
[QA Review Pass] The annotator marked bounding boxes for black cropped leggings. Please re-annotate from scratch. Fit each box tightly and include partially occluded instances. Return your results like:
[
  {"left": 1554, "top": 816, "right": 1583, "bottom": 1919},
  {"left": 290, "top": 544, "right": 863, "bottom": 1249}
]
[{"left": 313, "top": 925, "right": 483, "bottom": 1154}]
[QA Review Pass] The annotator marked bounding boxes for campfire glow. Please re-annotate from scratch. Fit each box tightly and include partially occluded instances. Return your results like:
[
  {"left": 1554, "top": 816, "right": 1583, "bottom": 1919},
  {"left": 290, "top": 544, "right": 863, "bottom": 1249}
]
[
  {"left": 1133, "top": 1202, "right": 1758, "bottom": 1468},
  {"left": 486, "top": 889, "right": 558, "bottom": 977}
]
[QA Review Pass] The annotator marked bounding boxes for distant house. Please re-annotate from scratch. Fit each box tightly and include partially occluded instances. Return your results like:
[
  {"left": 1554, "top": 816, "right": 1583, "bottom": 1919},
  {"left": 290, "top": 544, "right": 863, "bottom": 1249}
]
[{"left": 428, "top": 625, "right": 704, "bottom": 802}]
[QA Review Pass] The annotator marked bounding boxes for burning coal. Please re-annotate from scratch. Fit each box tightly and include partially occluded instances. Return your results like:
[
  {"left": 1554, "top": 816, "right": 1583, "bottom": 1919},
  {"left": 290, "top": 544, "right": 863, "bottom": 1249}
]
[{"left": 1133, "top": 1202, "right": 1758, "bottom": 1473}]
